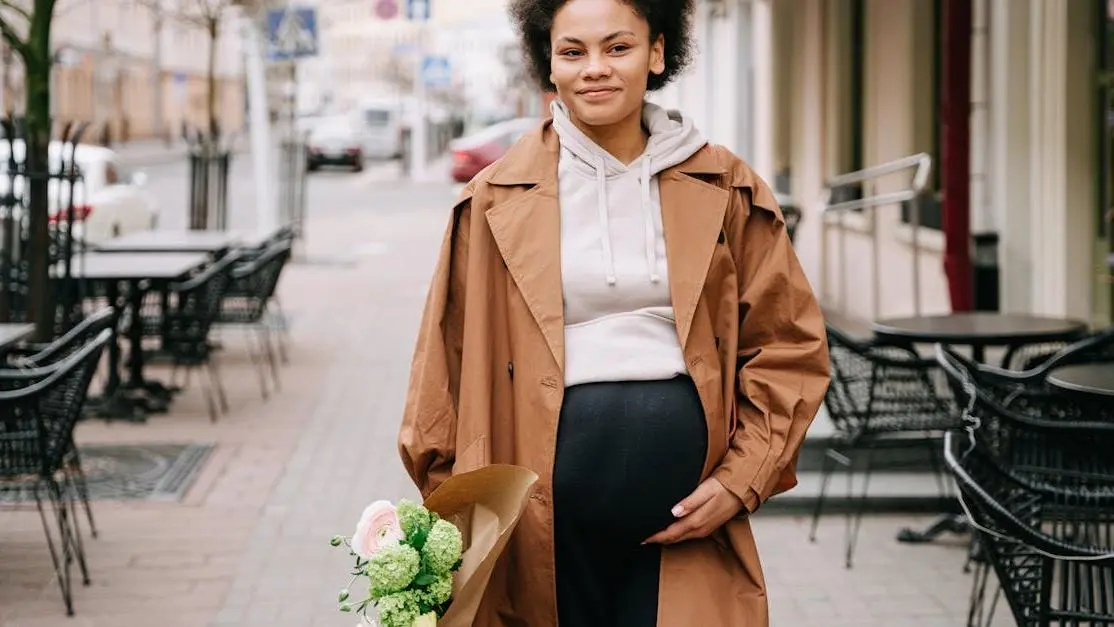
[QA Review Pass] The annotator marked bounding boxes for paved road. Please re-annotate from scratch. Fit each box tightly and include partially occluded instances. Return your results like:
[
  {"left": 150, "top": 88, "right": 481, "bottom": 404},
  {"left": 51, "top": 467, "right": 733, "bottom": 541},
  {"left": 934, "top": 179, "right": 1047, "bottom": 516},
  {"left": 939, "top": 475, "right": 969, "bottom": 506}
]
[{"left": 134, "top": 153, "right": 412, "bottom": 233}]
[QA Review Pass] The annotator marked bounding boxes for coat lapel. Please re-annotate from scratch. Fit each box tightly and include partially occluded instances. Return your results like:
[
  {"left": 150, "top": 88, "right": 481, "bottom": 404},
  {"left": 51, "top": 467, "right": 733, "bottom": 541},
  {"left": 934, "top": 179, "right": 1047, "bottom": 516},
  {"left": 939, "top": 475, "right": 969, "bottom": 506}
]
[
  {"left": 481, "top": 124, "right": 733, "bottom": 369},
  {"left": 484, "top": 124, "right": 565, "bottom": 372},
  {"left": 659, "top": 150, "right": 731, "bottom": 350}
]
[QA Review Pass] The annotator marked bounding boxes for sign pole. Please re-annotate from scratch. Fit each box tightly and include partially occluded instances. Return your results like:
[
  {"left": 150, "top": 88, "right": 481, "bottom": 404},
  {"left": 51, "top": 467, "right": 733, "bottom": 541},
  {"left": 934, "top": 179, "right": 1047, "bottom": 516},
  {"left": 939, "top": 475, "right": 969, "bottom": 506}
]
[
  {"left": 408, "top": 0, "right": 430, "bottom": 180},
  {"left": 243, "top": 9, "right": 277, "bottom": 234}
]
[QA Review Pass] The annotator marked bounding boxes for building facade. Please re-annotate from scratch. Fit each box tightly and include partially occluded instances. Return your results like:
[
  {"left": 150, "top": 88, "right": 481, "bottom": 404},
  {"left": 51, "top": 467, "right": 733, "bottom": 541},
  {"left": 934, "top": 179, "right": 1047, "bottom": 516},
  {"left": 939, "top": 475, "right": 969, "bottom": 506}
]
[
  {"left": 0, "top": 0, "right": 246, "bottom": 143},
  {"left": 671, "top": 0, "right": 1112, "bottom": 328}
]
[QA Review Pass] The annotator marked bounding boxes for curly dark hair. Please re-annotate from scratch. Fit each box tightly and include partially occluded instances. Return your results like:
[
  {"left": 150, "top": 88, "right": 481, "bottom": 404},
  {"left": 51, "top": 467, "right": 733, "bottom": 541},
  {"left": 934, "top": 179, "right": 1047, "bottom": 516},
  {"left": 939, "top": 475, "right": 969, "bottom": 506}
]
[{"left": 508, "top": 0, "right": 696, "bottom": 92}]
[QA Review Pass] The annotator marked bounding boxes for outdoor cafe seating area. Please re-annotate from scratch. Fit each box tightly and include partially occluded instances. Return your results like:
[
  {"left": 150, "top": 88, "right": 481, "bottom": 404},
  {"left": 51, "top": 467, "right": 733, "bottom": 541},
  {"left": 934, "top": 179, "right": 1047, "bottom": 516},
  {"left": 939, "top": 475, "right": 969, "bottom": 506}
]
[
  {"left": 0, "top": 226, "right": 295, "bottom": 615},
  {"left": 818, "top": 312, "right": 1114, "bottom": 626}
]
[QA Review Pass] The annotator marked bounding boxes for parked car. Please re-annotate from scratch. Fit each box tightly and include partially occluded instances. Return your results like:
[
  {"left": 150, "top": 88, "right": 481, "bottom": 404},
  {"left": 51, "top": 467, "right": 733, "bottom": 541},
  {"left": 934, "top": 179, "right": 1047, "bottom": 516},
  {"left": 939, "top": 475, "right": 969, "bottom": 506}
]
[
  {"left": 357, "top": 98, "right": 409, "bottom": 159},
  {"left": 306, "top": 116, "right": 367, "bottom": 172},
  {"left": 449, "top": 117, "right": 539, "bottom": 183},
  {"left": 0, "top": 140, "right": 158, "bottom": 246}
]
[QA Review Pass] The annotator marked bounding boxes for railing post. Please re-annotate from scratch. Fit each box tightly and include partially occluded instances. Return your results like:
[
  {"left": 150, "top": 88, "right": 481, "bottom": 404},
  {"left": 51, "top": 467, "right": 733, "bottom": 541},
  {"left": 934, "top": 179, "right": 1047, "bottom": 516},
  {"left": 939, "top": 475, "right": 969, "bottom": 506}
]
[{"left": 821, "top": 153, "right": 933, "bottom": 321}]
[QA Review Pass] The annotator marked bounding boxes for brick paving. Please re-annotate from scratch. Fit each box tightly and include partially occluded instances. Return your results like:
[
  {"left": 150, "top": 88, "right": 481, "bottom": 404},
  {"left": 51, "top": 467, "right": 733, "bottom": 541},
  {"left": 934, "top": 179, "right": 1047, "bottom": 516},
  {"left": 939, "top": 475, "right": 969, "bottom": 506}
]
[{"left": 0, "top": 181, "right": 1011, "bottom": 626}]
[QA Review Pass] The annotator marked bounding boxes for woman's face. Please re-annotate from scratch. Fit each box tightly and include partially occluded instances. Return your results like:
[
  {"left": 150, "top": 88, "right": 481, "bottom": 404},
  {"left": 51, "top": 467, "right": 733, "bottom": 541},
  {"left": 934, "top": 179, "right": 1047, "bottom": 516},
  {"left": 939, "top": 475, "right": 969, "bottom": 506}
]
[{"left": 549, "top": 0, "right": 665, "bottom": 128}]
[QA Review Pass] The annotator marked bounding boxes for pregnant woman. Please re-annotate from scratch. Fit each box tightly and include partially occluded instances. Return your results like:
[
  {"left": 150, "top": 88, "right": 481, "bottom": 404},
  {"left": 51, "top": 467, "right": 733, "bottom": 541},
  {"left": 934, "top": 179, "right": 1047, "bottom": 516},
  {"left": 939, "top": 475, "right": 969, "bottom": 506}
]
[{"left": 398, "top": 0, "right": 831, "bottom": 624}]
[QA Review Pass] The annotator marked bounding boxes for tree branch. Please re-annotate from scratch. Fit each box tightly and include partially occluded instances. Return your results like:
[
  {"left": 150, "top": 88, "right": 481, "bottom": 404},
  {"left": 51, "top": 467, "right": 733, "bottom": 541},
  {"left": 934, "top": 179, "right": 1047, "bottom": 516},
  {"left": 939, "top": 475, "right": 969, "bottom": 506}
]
[
  {"left": 0, "top": 0, "right": 32, "bottom": 23},
  {"left": 0, "top": 17, "right": 26, "bottom": 55}
]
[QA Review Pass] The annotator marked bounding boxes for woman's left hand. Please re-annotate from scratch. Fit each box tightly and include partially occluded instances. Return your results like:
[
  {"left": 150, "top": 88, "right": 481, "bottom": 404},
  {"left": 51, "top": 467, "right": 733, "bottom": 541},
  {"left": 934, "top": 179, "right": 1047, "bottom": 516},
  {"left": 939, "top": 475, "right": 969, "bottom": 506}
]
[{"left": 643, "top": 478, "right": 745, "bottom": 545}]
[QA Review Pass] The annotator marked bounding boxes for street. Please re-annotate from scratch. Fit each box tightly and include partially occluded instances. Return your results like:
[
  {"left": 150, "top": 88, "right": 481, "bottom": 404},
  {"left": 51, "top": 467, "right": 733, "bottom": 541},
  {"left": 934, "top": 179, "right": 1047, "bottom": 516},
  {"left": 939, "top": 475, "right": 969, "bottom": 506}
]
[{"left": 131, "top": 153, "right": 421, "bottom": 233}]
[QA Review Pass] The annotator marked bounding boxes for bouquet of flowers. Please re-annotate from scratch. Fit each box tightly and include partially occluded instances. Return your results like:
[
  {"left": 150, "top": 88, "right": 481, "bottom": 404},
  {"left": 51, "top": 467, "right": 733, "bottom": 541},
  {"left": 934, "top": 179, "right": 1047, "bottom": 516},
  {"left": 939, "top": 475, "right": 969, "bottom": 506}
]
[
  {"left": 332, "top": 499, "right": 462, "bottom": 627},
  {"left": 331, "top": 464, "right": 539, "bottom": 627}
]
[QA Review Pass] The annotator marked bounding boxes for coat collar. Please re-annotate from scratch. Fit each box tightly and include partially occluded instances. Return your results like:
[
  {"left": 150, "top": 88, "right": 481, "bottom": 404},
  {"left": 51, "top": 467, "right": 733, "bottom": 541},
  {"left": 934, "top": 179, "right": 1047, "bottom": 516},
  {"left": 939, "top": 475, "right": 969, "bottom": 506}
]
[
  {"left": 483, "top": 119, "right": 731, "bottom": 373},
  {"left": 487, "top": 119, "right": 729, "bottom": 186}
]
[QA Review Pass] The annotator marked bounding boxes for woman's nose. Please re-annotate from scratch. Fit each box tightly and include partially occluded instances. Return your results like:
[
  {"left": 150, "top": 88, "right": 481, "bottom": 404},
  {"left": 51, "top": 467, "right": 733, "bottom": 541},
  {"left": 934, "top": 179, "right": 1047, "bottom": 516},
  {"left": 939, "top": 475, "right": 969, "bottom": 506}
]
[{"left": 582, "top": 54, "right": 612, "bottom": 79}]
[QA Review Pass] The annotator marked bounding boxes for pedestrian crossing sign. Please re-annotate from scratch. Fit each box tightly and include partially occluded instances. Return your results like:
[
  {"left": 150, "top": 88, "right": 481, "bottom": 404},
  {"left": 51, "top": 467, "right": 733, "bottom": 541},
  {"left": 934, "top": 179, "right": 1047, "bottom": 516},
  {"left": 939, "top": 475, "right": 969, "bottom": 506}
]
[{"left": 267, "top": 7, "right": 319, "bottom": 61}]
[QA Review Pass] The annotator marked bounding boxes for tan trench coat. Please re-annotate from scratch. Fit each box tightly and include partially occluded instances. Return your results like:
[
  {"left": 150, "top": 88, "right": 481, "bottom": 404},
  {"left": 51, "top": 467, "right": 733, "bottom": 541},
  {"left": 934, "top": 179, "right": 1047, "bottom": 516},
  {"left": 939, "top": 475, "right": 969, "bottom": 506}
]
[{"left": 398, "top": 119, "right": 831, "bottom": 626}]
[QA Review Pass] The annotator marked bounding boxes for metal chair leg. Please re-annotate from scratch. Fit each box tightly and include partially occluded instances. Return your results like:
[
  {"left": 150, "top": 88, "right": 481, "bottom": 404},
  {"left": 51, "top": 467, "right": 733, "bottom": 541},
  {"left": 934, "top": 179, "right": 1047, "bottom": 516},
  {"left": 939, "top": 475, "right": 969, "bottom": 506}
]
[
  {"left": 844, "top": 446, "right": 876, "bottom": 569},
  {"left": 259, "top": 326, "right": 281, "bottom": 390},
  {"left": 66, "top": 445, "right": 97, "bottom": 538},
  {"left": 199, "top": 365, "right": 220, "bottom": 422},
  {"left": 35, "top": 482, "right": 74, "bottom": 616},
  {"left": 244, "top": 326, "right": 270, "bottom": 399},
  {"left": 208, "top": 357, "right": 229, "bottom": 413},
  {"left": 809, "top": 448, "right": 840, "bottom": 543}
]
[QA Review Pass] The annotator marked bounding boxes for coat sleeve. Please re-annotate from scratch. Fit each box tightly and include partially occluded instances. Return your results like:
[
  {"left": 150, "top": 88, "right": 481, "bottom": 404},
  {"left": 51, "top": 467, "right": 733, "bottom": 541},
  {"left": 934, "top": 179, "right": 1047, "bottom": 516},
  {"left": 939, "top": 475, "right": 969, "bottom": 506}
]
[
  {"left": 398, "top": 187, "right": 473, "bottom": 499},
  {"left": 711, "top": 177, "right": 831, "bottom": 514}
]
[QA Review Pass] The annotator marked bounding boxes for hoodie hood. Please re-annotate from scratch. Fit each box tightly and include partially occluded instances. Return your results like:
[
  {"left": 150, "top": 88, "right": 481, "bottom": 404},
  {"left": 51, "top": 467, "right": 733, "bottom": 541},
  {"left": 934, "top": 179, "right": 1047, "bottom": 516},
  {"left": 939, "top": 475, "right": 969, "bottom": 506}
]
[{"left": 550, "top": 98, "right": 706, "bottom": 285}]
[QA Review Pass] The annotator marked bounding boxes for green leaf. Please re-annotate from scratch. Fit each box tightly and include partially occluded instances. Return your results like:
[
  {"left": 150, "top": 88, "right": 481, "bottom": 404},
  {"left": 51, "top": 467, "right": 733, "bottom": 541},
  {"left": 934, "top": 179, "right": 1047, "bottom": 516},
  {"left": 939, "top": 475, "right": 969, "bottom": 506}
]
[
  {"left": 451, "top": 558, "right": 463, "bottom": 571},
  {"left": 409, "top": 525, "right": 430, "bottom": 551},
  {"left": 412, "top": 572, "right": 437, "bottom": 587}
]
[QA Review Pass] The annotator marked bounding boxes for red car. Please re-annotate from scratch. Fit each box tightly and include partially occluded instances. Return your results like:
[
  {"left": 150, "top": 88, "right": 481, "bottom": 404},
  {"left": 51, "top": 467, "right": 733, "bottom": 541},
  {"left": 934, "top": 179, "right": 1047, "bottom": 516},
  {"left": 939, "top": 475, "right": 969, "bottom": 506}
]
[{"left": 450, "top": 118, "right": 539, "bottom": 183}]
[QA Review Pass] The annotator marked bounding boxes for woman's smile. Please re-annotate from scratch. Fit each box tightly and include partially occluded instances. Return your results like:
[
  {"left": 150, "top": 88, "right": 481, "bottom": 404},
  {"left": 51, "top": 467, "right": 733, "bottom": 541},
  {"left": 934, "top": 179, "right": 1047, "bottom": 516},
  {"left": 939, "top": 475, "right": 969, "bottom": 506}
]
[{"left": 577, "top": 86, "right": 621, "bottom": 102}]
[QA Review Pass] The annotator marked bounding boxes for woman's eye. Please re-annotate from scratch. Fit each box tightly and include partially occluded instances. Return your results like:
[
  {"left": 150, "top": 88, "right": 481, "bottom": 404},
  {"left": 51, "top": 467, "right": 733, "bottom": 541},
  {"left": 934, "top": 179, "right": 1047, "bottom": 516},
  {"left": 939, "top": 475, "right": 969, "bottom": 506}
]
[
  {"left": 610, "top": 45, "right": 630, "bottom": 53},
  {"left": 559, "top": 49, "right": 583, "bottom": 58}
]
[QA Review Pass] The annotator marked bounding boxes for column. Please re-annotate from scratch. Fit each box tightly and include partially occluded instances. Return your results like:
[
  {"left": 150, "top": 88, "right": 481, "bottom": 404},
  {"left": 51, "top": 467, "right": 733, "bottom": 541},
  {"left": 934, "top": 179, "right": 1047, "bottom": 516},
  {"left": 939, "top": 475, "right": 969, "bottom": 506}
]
[
  {"left": 1027, "top": 0, "right": 1069, "bottom": 316},
  {"left": 749, "top": 0, "right": 773, "bottom": 182},
  {"left": 788, "top": 0, "right": 826, "bottom": 289},
  {"left": 988, "top": 0, "right": 1033, "bottom": 313}
]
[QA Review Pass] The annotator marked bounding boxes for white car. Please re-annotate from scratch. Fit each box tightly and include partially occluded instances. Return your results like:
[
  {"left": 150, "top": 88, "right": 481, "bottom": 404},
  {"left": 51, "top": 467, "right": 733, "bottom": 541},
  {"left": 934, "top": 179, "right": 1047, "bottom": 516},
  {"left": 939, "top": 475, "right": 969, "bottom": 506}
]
[{"left": 0, "top": 140, "right": 158, "bottom": 246}]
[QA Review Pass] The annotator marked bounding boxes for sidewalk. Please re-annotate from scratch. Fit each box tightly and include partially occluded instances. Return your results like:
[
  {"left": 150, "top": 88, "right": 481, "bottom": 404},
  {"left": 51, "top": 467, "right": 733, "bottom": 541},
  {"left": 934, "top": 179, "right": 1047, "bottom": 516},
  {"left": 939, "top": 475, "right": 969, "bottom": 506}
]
[{"left": 0, "top": 179, "right": 1002, "bottom": 627}]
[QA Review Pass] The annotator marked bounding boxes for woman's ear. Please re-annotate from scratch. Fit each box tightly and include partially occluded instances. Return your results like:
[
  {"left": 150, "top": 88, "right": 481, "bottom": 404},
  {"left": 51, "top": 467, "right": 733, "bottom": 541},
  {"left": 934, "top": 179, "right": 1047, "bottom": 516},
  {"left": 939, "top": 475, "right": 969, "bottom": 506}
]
[{"left": 649, "top": 33, "right": 665, "bottom": 75}]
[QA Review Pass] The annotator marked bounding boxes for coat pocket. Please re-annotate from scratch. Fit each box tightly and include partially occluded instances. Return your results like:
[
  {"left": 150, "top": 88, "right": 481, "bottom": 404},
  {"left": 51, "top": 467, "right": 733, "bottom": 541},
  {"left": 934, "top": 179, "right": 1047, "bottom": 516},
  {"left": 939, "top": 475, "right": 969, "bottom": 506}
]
[{"left": 452, "top": 434, "right": 487, "bottom": 475}]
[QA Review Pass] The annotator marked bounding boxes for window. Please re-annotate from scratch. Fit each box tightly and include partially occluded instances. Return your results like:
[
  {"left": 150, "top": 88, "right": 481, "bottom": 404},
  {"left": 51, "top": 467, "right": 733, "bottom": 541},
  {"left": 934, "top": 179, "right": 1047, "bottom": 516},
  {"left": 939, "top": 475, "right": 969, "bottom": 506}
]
[
  {"left": 900, "top": 0, "right": 943, "bottom": 230},
  {"left": 824, "top": 0, "right": 866, "bottom": 207}
]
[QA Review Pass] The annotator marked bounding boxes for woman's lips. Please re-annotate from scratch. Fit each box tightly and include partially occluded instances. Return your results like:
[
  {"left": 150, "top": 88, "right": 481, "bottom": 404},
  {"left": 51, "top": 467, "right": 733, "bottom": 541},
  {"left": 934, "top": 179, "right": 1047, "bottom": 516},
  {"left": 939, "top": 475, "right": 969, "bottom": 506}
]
[{"left": 578, "top": 87, "right": 619, "bottom": 102}]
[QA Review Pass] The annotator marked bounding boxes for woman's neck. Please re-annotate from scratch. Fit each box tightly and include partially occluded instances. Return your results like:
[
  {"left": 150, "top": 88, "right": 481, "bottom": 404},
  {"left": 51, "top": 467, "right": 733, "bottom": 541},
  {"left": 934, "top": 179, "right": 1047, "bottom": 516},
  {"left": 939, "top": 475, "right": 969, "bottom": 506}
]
[{"left": 571, "top": 105, "right": 648, "bottom": 165}]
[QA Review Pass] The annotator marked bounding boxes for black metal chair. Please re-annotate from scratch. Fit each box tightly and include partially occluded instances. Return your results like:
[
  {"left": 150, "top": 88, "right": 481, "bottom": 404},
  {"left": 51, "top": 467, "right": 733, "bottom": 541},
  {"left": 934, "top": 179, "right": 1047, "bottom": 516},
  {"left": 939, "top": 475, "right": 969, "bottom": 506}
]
[
  {"left": 939, "top": 328, "right": 1114, "bottom": 422},
  {"left": 0, "top": 329, "right": 112, "bottom": 616},
  {"left": 937, "top": 344, "right": 1114, "bottom": 626},
  {"left": 217, "top": 238, "right": 293, "bottom": 398},
  {"left": 810, "top": 324, "right": 961, "bottom": 568},
  {"left": 160, "top": 251, "right": 242, "bottom": 422},
  {"left": 943, "top": 427, "right": 1114, "bottom": 627},
  {"left": 0, "top": 307, "right": 115, "bottom": 538},
  {"left": 999, "top": 326, "right": 1113, "bottom": 371}
]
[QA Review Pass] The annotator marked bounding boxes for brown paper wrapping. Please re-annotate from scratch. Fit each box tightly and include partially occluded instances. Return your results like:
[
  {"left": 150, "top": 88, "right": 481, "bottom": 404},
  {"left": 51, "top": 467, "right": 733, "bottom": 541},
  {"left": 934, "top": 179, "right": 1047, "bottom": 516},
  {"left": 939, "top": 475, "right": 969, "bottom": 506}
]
[{"left": 422, "top": 464, "right": 539, "bottom": 627}]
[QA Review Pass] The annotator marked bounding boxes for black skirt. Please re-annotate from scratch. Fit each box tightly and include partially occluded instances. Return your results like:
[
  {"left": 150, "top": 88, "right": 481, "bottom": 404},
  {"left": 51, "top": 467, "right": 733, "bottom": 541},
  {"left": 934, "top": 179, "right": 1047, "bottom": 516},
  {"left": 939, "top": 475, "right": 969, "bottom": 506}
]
[{"left": 553, "top": 375, "right": 708, "bottom": 627}]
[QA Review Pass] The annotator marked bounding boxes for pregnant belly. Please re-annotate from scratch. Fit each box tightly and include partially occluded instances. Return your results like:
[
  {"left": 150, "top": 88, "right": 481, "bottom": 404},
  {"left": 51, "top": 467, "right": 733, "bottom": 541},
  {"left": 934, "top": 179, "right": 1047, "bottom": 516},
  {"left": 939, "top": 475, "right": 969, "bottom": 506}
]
[{"left": 552, "top": 375, "right": 709, "bottom": 546}]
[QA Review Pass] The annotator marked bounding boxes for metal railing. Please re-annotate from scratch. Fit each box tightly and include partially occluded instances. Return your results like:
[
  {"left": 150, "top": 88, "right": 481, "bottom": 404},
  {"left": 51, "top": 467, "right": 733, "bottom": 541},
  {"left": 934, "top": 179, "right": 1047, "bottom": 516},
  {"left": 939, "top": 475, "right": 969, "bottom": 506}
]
[
  {"left": 820, "top": 153, "right": 934, "bottom": 320},
  {"left": 0, "top": 117, "right": 92, "bottom": 335}
]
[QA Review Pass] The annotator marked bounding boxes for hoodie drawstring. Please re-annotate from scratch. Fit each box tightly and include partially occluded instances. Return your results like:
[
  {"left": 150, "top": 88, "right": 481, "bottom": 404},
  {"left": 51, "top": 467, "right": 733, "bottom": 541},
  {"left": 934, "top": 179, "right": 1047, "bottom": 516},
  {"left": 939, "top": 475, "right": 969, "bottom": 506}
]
[
  {"left": 596, "top": 155, "right": 617, "bottom": 286},
  {"left": 640, "top": 157, "right": 660, "bottom": 284}
]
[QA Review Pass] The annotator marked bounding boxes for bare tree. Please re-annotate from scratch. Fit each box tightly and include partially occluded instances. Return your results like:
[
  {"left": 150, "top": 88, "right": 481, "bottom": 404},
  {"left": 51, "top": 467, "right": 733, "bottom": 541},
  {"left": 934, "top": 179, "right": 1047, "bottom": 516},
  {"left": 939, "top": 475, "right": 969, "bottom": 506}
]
[
  {"left": 0, "top": 0, "right": 59, "bottom": 339},
  {"left": 138, "top": 0, "right": 238, "bottom": 140}
]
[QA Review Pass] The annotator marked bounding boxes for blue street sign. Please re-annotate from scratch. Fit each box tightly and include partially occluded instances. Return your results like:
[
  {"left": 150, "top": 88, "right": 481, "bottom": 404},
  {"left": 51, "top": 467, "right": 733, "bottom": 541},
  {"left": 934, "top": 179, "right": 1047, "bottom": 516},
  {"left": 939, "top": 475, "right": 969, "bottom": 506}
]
[
  {"left": 420, "top": 55, "right": 452, "bottom": 88},
  {"left": 406, "top": 0, "right": 430, "bottom": 21},
  {"left": 266, "top": 7, "right": 319, "bottom": 61}
]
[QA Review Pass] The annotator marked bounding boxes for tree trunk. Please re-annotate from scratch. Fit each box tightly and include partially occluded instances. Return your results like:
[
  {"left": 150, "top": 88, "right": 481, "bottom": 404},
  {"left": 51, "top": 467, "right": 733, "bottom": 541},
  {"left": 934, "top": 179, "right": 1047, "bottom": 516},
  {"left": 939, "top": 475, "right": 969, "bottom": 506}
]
[
  {"left": 24, "top": 0, "right": 56, "bottom": 341},
  {"left": 207, "top": 17, "right": 218, "bottom": 144}
]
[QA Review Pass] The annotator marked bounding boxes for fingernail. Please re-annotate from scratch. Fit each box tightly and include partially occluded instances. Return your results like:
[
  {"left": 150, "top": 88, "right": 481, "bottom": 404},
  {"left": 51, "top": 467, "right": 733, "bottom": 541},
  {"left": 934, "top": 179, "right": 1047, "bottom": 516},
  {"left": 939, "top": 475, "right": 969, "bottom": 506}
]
[{"left": 671, "top": 505, "right": 685, "bottom": 517}]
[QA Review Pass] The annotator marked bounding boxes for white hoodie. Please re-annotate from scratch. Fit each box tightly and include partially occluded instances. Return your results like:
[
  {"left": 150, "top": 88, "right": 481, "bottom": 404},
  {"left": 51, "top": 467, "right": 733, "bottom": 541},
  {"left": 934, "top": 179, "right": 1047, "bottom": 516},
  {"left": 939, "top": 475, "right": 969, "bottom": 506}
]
[{"left": 551, "top": 98, "right": 708, "bottom": 388}]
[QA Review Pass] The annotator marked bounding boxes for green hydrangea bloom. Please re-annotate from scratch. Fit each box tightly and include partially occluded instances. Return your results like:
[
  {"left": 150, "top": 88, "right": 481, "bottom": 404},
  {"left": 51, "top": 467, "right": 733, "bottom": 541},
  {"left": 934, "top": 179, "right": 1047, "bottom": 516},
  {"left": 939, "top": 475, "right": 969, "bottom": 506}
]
[
  {"left": 396, "top": 499, "right": 432, "bottom": 539},
  {"left": 376, "top": 590, "right": 421, "bottom": 627},
  {"left": 366, "top": 544, "right": 420, "bottom": 598},
  {"left": 421, "top": 519, "right": 463, "bottom": 576},
  {"left": 418, "top": 572, "right": 454, "bottom": 608}
]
